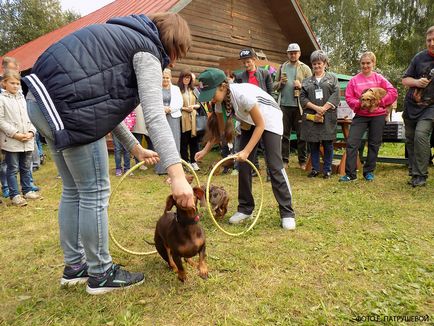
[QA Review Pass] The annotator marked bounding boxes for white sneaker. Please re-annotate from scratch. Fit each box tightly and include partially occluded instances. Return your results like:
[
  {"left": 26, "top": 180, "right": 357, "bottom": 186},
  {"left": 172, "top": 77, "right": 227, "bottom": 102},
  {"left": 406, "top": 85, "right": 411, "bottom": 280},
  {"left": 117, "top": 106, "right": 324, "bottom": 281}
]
[
  {"left": 139, "top": 165, "right": 148, "bottom": 171},
  {"left": 281, "top": 217, "right": 296, "bottom": 230},
  {"left": 24, "top": 191, "right": 42, "bottom": 200},
  {"left": 191, "top": 162, "right": 200, "bottom": 171},
  {"left": 229, "top": 212, "right": 252, "bottom": 224},
  {"left": 11, "top": 195, "right": 28, "bottom": 206}
]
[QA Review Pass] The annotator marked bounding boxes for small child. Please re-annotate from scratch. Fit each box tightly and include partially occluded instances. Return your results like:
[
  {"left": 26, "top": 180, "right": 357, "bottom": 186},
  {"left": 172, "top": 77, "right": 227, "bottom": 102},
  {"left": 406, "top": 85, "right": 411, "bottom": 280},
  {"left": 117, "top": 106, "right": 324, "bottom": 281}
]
[
  {"left": 113, "top": 111, "right": 136, "bottom": 176},
  {"left": 195, "top": 68, "right": 296, "bottom": 230},
  {"left": 0, "top": 71, "right": 41, "bottom": 206}
]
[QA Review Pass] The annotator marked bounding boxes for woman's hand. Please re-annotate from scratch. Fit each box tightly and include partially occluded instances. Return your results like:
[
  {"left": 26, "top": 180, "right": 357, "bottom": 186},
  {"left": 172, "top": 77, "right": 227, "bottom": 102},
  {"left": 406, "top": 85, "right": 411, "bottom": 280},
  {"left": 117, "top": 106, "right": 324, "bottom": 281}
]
[
  {"left": 235, "top": 150, "right": 250, "bottom": 162},
  {"left": 167, "top": 163, "right": 194, "bottom": 209},
  {"left": 170, "top": 175, "right": 194, "bottom": 209},
  {"left": 195, "top": 149, "right": 207, "bottom": 162},
  {"left": 164, "top": 107, "right": 171, "bottom": 114},
  {"left": 195, "top": 142, "right": 213, "bottom": 162},
  {"left": 317, "top": 106, "right": 327, "bottom": 115},
  {"left": 182, "top": 106, "right": 193, "bottom": 112},
  {"left": 131, "top": 144, "right": 160, "bottom": 165}
]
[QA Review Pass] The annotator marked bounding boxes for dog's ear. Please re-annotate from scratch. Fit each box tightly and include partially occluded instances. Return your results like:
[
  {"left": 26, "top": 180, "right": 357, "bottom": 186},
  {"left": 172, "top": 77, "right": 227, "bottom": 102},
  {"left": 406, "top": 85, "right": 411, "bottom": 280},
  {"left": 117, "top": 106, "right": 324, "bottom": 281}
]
[
  {"left": 165, "top": 195, "right": 176, "bottom": 212},
  {"left": 193, "top": 187, "right": 205, "bottom": 201}
]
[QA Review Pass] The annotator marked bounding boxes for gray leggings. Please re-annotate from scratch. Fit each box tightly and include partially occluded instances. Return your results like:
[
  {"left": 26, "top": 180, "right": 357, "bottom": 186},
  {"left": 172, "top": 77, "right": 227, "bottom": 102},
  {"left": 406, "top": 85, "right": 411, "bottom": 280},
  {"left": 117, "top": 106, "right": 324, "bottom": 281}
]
[{"left": 404, "top": 118, "right": 433, "bottom": 177}]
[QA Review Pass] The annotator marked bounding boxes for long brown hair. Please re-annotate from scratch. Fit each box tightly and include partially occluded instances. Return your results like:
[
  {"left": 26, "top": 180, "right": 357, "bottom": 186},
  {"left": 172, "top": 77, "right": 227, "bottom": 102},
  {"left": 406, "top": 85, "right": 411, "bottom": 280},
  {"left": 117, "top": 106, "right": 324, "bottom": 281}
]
[
  {"left": 203, "top": 81, "right": 235, "bottom": 145},
  {"left": 149, "top": 13, "right": 192, "bottom": 61},
  {"left": 177, "top": 69, "right": 194, "bottom": 92}
]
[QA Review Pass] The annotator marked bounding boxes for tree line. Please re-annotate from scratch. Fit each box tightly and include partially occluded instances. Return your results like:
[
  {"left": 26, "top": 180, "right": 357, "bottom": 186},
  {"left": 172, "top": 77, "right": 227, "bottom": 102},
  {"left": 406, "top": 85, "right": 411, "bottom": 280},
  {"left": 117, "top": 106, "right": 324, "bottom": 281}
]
[
  {"left": 0, "top": 0, "right": 80, "bottom": 56},
  {"left": 1, "top": 0, "right": 432, "bottom": 106},
  {"left": 302, "top": 0, "right": 433, "bottom": 107}
]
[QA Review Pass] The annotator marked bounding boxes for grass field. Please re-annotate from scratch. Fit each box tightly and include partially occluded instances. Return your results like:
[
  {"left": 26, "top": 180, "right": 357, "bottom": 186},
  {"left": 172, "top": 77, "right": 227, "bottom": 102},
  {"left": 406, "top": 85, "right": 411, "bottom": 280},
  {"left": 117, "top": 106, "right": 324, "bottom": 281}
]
[{"left": 0, "top": 143, "right": 433, "bottom": 325}]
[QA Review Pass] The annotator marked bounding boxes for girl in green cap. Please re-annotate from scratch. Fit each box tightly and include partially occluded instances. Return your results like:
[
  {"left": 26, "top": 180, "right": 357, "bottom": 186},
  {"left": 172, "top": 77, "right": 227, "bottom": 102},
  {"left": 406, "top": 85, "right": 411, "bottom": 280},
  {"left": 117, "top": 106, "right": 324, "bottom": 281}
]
[{"left": 195, "top": 68, "right": 296, "bottom": 230}]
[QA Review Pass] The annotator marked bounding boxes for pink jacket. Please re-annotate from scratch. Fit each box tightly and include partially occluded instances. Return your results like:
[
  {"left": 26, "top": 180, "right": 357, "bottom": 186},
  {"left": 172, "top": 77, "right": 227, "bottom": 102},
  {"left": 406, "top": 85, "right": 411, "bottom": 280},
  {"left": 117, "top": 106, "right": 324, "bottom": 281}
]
[
  {"left": 345, "top": 72, "right": 398, "bottom": 117},
  {"left": 124, "top": 111, "right": 136, "bottom": 131}
]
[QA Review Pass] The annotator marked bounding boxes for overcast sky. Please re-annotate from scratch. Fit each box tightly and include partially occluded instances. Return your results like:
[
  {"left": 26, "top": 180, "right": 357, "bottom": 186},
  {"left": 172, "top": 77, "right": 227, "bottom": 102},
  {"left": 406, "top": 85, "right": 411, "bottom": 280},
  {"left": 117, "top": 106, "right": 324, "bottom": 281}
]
[{"left": 60, "top": 0, "right": 114, "bottom": 15}]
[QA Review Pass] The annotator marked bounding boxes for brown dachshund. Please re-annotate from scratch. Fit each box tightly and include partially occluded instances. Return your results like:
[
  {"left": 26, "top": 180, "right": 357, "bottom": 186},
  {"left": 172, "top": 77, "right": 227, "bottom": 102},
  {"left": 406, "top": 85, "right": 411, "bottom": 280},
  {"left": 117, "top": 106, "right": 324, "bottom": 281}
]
[
  {"left": 200, "top": 185, "right": 229, "bottom": 219},
  {"left": 154, "top": 187, "right": 208, "bottom": 282},
  {"left": 165, "top": 175, "right": 230, "bottom": 219}
]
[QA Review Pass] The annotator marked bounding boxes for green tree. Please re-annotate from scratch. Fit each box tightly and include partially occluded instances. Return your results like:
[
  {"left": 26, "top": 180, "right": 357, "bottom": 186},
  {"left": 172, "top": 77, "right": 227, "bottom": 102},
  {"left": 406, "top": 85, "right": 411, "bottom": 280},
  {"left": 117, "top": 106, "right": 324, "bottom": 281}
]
[
  {"left": 0, "top": 0, "right": 80, "bottom": 56},
  {"left": 301, "top": 0, "right": 433, "bottom": 108}
]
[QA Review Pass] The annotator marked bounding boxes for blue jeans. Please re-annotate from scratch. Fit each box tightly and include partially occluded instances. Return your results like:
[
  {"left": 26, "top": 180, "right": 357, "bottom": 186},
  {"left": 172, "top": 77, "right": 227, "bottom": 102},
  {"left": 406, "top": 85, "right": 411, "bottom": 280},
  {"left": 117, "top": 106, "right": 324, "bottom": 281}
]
[
  {"left": 35, "top": 131, "right": 44, "bottom": 156},
  {"left": 27, "top": 99, "right": 112, "bottom": 275},
  {"left": 0, "top": 158, "right": 7, "bottom": 194},
  {"left": 3, "top": 150, "right": 33, "bottom": 198},
  {"left": 309, "top": 141, "right": 334, "bottom": 173},
  {"left": 112, "top": 134, "right": 130, "bottom": 171}
]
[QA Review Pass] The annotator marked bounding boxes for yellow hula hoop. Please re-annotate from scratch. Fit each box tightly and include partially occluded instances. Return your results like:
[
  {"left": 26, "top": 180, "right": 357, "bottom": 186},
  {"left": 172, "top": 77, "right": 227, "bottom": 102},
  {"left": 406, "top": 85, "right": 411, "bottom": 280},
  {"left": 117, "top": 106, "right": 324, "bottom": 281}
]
[
  {"left": 180, "top": 159, "right": 201, "bottom": 188},
  {"left": 109, "top": 160, "right": 200, "bottom": 256},
  {"left": 206, "top": 155, "right": 263, "bottom": 236}
]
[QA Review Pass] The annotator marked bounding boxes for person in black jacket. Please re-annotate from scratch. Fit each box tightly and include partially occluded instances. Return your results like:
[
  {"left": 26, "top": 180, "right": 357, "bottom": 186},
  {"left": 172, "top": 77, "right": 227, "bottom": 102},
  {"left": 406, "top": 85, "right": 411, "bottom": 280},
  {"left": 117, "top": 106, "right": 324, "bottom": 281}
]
[
  {"left": 234, "top": 48, "right": 273, "bottom": 95},
  {"left": 234, "top": 48, "right": 273, "bottom": 180},
  {"left": 24, "top": 13, "right": 193, "bottom": 295},
  {"left": 402, "top": 25, "right": 434, "bottom": 187}
]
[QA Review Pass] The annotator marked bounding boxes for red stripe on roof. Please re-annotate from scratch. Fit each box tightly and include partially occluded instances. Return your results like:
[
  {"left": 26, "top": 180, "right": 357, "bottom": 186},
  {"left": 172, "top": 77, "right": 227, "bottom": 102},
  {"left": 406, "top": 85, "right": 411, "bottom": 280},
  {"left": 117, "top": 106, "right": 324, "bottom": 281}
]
[{"left": 1, "top": 0, "right": 180, "bottom": 71}]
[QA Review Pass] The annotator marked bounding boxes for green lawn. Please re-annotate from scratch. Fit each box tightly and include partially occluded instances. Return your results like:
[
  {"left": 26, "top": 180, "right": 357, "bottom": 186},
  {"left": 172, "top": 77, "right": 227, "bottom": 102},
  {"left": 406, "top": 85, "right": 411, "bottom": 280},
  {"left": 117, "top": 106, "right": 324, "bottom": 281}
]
[{"left": 0, "top": 143, "right": 433, "bottom": 325}]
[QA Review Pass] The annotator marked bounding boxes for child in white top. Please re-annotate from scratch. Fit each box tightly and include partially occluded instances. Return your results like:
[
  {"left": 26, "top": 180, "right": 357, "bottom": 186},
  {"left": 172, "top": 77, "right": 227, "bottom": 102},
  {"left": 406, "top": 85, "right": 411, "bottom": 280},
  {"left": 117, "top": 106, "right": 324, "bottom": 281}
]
[
  {"left": 195, "top": 68, "right": 296, "bottom": 230},
  {"left": 0, "top": 71, "right": 41, "bottom": 206}
]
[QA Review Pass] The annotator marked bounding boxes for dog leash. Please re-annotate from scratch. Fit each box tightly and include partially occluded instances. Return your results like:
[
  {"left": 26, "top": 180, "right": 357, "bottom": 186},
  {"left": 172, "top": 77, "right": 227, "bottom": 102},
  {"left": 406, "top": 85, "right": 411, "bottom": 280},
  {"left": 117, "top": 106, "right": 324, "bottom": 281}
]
[{"left": 108, "top": 160, "right": 200, "bottom": 256}]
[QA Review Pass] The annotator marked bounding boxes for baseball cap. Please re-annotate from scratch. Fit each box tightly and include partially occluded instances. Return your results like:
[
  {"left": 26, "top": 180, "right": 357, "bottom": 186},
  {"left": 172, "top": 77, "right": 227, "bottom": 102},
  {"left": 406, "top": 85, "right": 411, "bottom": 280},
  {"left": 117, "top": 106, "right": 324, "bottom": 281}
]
[
  {"left": 287, "top": 43, "right": 301, "bottom": 52},
  {"left": 197, "top": 68, "right": 226, "bottom": 102},
  {"left": 239, "top": 48, "right": 256, "bottom": 60}
]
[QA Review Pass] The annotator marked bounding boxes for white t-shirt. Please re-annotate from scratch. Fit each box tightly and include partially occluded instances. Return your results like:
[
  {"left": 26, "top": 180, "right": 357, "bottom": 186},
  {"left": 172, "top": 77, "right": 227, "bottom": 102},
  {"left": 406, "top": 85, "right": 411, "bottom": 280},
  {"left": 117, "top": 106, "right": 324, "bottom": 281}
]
[{"left": 215, "top": 83, "right": 283, "bottom": 135}]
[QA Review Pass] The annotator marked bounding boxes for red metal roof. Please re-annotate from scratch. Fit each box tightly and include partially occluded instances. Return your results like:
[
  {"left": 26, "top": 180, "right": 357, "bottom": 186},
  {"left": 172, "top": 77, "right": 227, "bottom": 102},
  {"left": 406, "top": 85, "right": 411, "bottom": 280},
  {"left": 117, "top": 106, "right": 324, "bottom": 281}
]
[{"left": 1, "top": 0, "right": 181, "bottom": 71}]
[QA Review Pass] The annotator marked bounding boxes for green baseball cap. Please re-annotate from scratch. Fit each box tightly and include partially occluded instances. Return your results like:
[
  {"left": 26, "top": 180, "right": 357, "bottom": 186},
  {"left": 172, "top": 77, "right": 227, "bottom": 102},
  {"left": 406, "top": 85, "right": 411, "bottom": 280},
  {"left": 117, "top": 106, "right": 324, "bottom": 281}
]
[{"left": 197, "top": 68, "right": 226, "bottom": 102}]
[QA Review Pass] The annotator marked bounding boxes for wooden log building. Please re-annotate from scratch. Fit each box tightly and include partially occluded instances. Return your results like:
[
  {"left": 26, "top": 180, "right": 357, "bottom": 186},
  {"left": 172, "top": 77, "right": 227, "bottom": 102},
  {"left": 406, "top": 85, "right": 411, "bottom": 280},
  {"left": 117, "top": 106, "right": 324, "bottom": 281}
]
[{"left": 1, "top": 0, "right": 319, "bottom": 78}]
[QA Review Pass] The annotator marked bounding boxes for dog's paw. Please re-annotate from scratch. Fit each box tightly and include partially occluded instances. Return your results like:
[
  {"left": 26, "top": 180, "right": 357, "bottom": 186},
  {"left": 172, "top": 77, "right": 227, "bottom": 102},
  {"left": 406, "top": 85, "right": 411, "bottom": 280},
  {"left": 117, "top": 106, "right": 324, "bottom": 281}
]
[
  {"left": 177, "top": 271, "right": 187, "bottom": 282},
  {"left": 198, "top": 265, "right": 208, "bottom": 279},
  {"left": 199, "top": 271, "right": 208, "bottom": 280},
  {"left": 168, "top": 262, "right": 178, "bottom": 273}
]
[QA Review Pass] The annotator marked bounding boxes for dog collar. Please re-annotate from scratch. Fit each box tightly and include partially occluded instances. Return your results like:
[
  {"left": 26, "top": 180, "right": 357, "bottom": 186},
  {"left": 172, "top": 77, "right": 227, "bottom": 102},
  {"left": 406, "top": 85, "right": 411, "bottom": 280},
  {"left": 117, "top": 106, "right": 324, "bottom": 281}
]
[{"left": 175, "top": 213, "right": 200, "bottom": 225}]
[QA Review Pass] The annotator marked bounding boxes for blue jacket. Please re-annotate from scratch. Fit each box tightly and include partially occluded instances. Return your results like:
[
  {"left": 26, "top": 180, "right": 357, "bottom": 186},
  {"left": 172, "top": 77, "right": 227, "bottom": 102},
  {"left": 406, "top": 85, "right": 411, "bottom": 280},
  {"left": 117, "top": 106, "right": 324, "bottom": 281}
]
[{"left": 24, "top": 15, "right": 170, "bottom": 150}]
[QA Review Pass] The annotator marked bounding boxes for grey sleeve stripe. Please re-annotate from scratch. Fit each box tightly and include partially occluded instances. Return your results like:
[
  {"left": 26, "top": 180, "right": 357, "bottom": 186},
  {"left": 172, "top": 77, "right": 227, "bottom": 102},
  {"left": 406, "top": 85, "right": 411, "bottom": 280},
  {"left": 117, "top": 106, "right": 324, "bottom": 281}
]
[
  {"left": 133, "top": 52, "right": 180, "bottom": 169},
  {"left": 111, "top": 122, "right": 138, "bottom": 152}
]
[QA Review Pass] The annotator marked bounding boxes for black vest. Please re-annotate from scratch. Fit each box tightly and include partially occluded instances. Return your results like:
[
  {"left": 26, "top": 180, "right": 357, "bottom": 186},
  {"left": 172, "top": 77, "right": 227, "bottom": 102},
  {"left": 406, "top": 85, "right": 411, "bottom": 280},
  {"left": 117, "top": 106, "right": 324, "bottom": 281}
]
[{"left": 26, "top": 15, "right": 169, "bottom": 150}]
